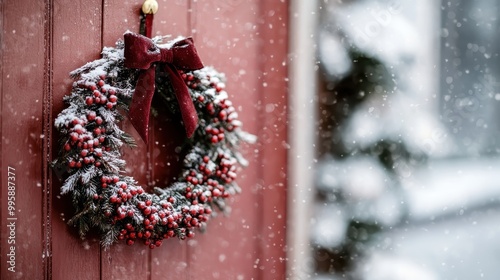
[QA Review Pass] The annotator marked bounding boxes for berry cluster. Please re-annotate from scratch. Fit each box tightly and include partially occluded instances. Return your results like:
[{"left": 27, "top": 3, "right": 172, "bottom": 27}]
[
  {"left": 182, "top": 70, "right": 241, "bottom": 144},
  {"left": 61, "top": 76, "right": 118, "bottom": 170},
  {"left": 54, "top": 38, "right": 254, "bottom": 249}
]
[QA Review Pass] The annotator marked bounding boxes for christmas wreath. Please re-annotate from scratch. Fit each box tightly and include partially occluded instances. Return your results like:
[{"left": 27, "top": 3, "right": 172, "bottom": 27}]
[{"left": 53, "top": 32, "right": 255, "bottom": 248}]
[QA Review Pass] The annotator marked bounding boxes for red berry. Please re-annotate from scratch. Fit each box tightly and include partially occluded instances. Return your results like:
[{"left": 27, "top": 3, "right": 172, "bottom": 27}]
[
  {"left": 74, "top": 124, "right": 84, "bottom": 134},
  {"left": 100, "top": 96, "right": 107, "bottom": 104},
  {"left": 93, "top": 128, "right": 101, "bottom": 135},
  {"left": 197, "top": 95, "right": 205, "bottom": 102},
  {"left": 127, "top": 239, "right": 134, "bottom": 246},
  {"left": 212, "top": 189, "right": 221, "bottom": 197},
  {"left": 96, "top": 117, "right": 103, "bottom": 125},
  {"left": 106, "top": 102, "right": 113, "bottom": 109},
  {"left": 70, "top": 132, "right": 78, "bottom": 141},
  {"left": 80, "top": 149, "right": 88, "bottom": 157},
  {"left": 64, "top": 143, "right": 71, "bottom": 151},
  {"left": 98, "top": 80, "right": 105, "bottom": 87},
  {"left": 218, "top": 110, "right": 227, "bottom": 120},
  {"left": 118, "top": 212, "right": 126, "bottom": 220},
  {"left": 211, "top": 135, "right": 218, "bottom": 143},
  {"left": 191, "top": 219, "right": 199, "bottom": 227},
  {"left": 68, "top": 161, "right": 76, "bottom": 168},
  {"left": 85, "top": 97, "right": 94, "bottom": 105},
  {"left": 109, "top": 95, "right": 117, "bottom": 102}
]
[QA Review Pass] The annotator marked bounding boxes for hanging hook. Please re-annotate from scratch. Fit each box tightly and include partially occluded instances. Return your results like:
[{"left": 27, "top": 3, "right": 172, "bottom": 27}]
[
  {"left": 142, "top": 0, "right": 159, "bottom": 15},
  {"left": 141, "top": 0, "right": 158, "bottom": 38}
]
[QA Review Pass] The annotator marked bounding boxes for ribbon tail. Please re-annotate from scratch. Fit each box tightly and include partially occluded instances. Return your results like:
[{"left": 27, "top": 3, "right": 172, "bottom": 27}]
[
  {"left": 165, "top": 65, "right": 198, "bottom": 138},
  {"left": 129, "top": 66, "right": 157, "bottom": 143}
]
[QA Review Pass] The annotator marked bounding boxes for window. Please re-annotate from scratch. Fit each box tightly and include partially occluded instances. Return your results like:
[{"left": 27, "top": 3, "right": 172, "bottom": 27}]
[{"left": 314, "top": 1, "right": 500, "bottom": 279}]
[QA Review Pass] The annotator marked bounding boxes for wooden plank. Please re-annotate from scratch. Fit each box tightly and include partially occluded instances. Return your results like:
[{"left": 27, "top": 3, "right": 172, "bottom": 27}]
[
  {"left": 186, "top": 0, "right": 281, "bottom": 279},
  {"left": 1, "top": 0, "right": 46, "bottom": 278},
  {"left": 101, "top": 1, "right": 152, "bottom": 279},
  {"left": 50, "top": 0, "right": 103, "bottom": 279},
  {"left": 254, "top": 0, "right": 289, "bottom": 278},
  {"left": 150, "top": 1, "right": 190, "bottom": 280}
]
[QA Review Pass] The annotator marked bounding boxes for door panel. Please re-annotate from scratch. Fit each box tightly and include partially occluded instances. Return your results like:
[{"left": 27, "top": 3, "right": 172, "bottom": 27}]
[
  {"left": 50, "top": 1, "right": 103, "bottom": 279},
  {"left": 1, "top": 0, "right": 46, "bottom": 278},
  {"left": 0, "top": 0, "right": 288, "bottom": 279}
]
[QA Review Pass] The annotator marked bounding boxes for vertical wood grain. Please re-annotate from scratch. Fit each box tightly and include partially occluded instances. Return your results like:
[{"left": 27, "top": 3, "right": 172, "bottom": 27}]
[
  {"left": 255, "top": 1, "right": 289, "bottom": 278},
  {"left": 1, "top": 0, "right": 46, "bottom": 278},
  {"left": 194, "top": 0, "right": 289, "bottom": 279},
  {"left": 41, "top": 0, "right": 53, "bottom": 277},
  {"left": 50, "top": 0, "right": 103, "bottom": 279}
]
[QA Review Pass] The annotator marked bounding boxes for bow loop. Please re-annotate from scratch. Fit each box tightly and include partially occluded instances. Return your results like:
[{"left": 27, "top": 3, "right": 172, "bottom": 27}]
[
  {"left": 123, "top": 32, "right": 204, "bottom": 143},
  {"left": 124, "top": 32, "right": 161, "bottom": 69}
]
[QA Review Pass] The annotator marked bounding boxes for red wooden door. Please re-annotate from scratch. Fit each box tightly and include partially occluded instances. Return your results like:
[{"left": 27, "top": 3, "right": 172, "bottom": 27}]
[{"left": 0, "top": 0, "right": 288, "bottom": 279}]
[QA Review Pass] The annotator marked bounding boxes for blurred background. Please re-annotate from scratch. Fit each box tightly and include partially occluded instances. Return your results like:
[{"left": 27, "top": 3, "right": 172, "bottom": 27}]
[{"left": 306, "top": 0, "right": 500, "bottom": 279}]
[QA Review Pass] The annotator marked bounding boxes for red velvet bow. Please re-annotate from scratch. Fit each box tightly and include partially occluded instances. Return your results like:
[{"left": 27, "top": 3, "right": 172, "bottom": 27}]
[{"left": 123, "top": 32, "right": 204, "bottom": 143}]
